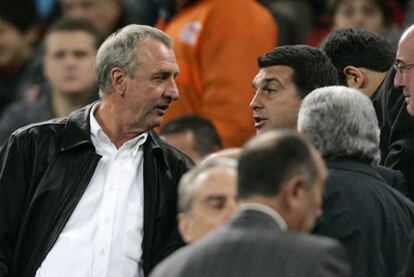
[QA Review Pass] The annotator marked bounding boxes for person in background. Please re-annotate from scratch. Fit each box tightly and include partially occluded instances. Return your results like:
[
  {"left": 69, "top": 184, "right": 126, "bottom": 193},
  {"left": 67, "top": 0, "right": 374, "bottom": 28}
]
[
  {"left": 60, "top": 0, "right": 128, "bottom": 37},
  {"left": 298, "top": 85, "right": 414, "bottom": 277},
  {"left": 0, "top": 25, "right": 193, "bottom": 277},
  {"left": 176, "top": 157, "right": 238, "bottom": 243},
  {"left": 151, "top": 129, "right": 351, "bottom": 277},
  {"left": 306, "top": 0, "right": 402, "bottom": 48},
  {"left": 160, "top": 0, "right": 278, "bottom": 148},
  {"left": 0, "top": 0, "right": 41, "bottom": 115},
  {"left": 160, "top": 115, "right": 223, "bottom": 164},
  {"left": 0, "top": 18, "right": 100, "bottom": 145}
]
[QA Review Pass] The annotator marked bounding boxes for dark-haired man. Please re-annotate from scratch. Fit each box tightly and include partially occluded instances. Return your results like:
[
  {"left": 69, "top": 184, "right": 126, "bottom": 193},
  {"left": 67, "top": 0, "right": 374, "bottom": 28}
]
[
  {"left": 250, "top": 45, "right": 339, "bottom": 134},
  {"left": 321, "top": 27, "right": 408, "bottom": 196},
  {"left": 0, "top": 0, "right": 41, "bottom": 114},
  {"left": 0, "top": 18, "right": 100, "bottom": 145}
]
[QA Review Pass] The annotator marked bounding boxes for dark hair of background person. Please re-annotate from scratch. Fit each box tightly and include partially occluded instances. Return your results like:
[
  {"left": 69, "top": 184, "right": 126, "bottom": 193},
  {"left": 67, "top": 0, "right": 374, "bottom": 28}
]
[
  {"left": 321, "top": 28, "right": 395, "bottom": 85},
  {"left": 328, "top": 0, "right": 392, "bottom": 27},
  {"left": 237, "top": 130, "right": 319, "bottom": 199},
  {"left": 47, "top": 17, "right": 102, "bottom": 50},
  {"left": 0, "top": 0, "right": 38, "bottom": 32},
  {"left": 160, "top": 115, "right": 223, "bottom": 158},
  {"left": 258, "top": 45, "right": 339, "bottom": 98}
]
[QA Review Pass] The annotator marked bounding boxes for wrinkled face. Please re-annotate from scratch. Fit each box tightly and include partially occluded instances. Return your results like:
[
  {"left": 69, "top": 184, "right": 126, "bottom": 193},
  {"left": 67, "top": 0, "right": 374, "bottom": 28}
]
[
  {"left": 44, "top": 31, "right": 97, "bottom": 96},
  {"left": 333, "top": 0, "right": 387, "bottom": 35},
  {"left": 180, "top": 168, "right": 238, "bottom": 243},
  {"left": 123, "top": 39, "right": 179, "bottom": 130},
  {"left": 0, "top": 19, "right": 32, "bottom": 68},
  {"left": 296, "top": 151, "right": 326, "bottom": 233},
  {"left": 61, "top": 0, "right": 120, "bottom": 36},
  {"left": 161, "top": 130, "right": 202, "bottom": 164},
  {"left": 394, "top": 30, "right": 414, "bottom": 116},
  {"left": 250, "top": 65, "right": 302, "bottom": 134}
]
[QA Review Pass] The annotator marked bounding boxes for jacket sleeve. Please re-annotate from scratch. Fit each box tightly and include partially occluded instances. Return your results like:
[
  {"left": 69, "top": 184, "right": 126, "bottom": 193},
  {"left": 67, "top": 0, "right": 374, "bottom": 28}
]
[{"left": 0, "top": 135, "right": 31, "bottom": 277}]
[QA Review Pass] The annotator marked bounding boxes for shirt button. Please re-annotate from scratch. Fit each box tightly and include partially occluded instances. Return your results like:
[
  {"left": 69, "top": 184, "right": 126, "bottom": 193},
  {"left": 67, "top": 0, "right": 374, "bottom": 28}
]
[
  {"left": 104, "top": 217, "right": 110, "bottom": 224},
  {"left": 100, "top": 249, "right": 106, "bottom": 255}
]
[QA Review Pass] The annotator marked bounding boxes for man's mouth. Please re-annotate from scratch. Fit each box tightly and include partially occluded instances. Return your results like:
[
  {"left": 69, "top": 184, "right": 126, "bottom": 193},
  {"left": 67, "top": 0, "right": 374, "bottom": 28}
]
[
  {"left": 155, "top": 103, "right": 170, "bottom": 115},
  {"left": 253, "top": 116, "right": 267, "bottom": 129}
]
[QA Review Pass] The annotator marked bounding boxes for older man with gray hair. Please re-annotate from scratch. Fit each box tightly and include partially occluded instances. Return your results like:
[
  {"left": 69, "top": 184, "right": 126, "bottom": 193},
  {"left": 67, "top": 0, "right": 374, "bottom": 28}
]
[
  {"left": 0, "top": 24, "right": 193, "bottom": 277},
  {"left": 176, "top": 156, "right": 238, "bottom": 243},
  {"left": 298, "top": 86, "right": 414, "bottom": 277}
]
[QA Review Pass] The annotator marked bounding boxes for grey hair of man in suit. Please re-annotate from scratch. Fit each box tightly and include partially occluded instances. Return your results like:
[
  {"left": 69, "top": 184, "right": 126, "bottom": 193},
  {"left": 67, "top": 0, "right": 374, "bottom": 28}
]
[
  {"left": 238, "top": 130, "right": 327, "bottom": 232},
  {"left": 177, "top": 156, "right": 238, "bottom": 243},
  {"left": 298, "top": 86, "right": 381, "bottom": 164}
]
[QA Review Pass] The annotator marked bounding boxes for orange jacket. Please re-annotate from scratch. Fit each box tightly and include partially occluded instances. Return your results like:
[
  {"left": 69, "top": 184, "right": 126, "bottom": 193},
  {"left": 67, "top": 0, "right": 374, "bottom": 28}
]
[{"left": 162, "top": 0, "right": 278, "bottom": 147}]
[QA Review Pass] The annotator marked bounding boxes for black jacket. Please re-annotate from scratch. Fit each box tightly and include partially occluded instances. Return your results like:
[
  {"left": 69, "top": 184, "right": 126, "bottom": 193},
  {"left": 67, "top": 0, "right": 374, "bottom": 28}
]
[
  {"left": 0, "top": 103, "right": 193, "bottom": 277},
  {"left": 372, "top": 69, "right": 414, "bottom": 200},
  {"left": 313, "top": 159, "right": 414, "bottom": 277}
]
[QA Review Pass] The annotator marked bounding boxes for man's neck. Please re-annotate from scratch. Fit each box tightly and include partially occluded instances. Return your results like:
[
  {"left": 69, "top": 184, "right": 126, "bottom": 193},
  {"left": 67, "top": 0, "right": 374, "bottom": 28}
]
[
  {"left": 365, "top": 70, "right": 387, "bottom": 98},
  {"left": 94, "top": 97, "right": 147, "bottom": 149}
]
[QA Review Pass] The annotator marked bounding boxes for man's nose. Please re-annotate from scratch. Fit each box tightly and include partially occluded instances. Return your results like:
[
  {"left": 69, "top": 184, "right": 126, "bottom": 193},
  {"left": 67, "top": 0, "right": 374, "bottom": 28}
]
[
  {"left": 394, "top": 70, "right": 405, "bottom": 89},
  {"left": 166, "top": 79, "right": 179, "bottom": 100}
]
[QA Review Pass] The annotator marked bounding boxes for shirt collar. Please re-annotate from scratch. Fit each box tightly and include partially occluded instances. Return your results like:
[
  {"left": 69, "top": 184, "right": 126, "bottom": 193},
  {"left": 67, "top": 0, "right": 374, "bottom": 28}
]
[
  {"left": 89, "top": 102, "right": 148, "bottom": 155},
  {"left": 239, "top": 203, "right": 287, "bottom": 230}
]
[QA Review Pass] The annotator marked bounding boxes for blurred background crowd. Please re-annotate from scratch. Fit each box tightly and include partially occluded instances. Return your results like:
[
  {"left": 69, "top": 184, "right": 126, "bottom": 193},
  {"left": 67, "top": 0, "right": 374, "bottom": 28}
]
[{"left": 2, "top": 0, "right": 414, "bottom": 146}]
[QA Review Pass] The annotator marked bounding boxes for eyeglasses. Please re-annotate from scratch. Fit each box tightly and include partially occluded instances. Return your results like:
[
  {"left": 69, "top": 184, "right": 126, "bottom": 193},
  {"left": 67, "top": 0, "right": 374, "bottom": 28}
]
[{"left": 393, "top": 62, "right": 414, "bottom": 75}]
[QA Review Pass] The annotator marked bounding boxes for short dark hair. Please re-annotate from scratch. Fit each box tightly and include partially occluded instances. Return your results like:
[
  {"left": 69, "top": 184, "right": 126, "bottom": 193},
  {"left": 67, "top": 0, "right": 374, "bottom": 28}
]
[
  {"left": 238, "top": 130, "right": 319, "bottom": 199},
  {"left": 0, "top": 0, "right": 37, "bottom": 33},
  {"left": 321, "top": 28, "right": 395, "bottom": 85},
  {"left": 258, "top": 45, "right": 338, "bottom": 98},
  {"left": 47, "top": 17, "right": 102, "bottom": 50},
  {"left": 329, "top": 0, "right": 392, "bottom": 27},
  {"left": 160, "top": 115, "right": 223, "bottom": 158}
]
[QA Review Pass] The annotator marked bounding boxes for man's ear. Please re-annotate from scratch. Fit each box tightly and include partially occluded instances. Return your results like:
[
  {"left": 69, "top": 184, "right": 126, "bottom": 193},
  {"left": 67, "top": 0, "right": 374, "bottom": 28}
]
[
  {"left": 281, "top": 175, "right": 306, "bottom": 211},
  {"left": 110, "top": 67, "right": 127, "bottom": 96},
  {"left": 178, "top": 213, "right": 192, "bottom": 244},
  {"left": 344, "top": 66, "right": 365, "bottom": 89}
]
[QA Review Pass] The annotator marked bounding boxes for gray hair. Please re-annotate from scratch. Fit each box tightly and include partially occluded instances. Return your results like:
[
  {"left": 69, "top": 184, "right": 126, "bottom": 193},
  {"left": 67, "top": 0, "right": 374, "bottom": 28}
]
[
  {"left": 95, "top": 24, "right": 173, "bottom": 94},
  {"left": 298, "top": 86, "right": 380, "bottom": 164},
  {"left": 178, "top": 157, "right": 237, "bottom": 214}
]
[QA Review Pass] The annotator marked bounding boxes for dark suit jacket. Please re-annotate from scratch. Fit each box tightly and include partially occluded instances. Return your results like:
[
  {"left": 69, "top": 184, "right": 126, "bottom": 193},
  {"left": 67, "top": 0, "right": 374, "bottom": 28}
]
[
  {"left": 151, "top": 207, "right": 351, "bottom": 277},
  {"left": 374, "top": 165, "right": 408, "bottom": 197},
  {"left": 372, "top": 68, "right": 414, "bottom": 200},
  {"left": 313, "top": 159, "right": 414, "bottom": 277}
]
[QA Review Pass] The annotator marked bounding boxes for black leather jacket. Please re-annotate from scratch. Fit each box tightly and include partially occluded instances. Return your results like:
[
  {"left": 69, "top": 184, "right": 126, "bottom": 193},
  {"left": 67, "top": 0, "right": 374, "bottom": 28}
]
[{"left": 0, "top": 103, "right": 193, "bottom": 277}]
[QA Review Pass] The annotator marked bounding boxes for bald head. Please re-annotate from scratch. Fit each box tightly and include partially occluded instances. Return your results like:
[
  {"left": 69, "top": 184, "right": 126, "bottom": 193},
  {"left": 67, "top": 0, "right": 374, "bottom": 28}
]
[
  {"left": 394, "top": 24, "right": 414, "bottom": 116},
  {"left": 238, "top": 129, "right": 324, "bottom": 199}
]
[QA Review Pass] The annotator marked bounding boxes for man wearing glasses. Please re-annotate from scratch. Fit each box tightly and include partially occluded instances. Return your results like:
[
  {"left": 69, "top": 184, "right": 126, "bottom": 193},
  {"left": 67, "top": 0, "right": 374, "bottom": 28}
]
[
  {"left": 394, "top": 25, "right": 414, "bottom": 116},
  {"left": 380, "top": 24, "right": 414, "bottom": 200}
]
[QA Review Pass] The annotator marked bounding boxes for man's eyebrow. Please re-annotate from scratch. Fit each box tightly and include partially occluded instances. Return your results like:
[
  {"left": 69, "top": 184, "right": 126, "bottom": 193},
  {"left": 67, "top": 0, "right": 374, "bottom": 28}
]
[
  {"left": 202, "top": 194, "right": 227, "bottom": 203},
  {"left": 252, "top": 77, "right": 282, "bottom": 89}
]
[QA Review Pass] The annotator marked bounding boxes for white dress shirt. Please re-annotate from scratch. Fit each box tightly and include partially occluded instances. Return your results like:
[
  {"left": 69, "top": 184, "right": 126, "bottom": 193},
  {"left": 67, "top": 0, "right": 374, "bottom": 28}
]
[{"left": 36, "top": 103, "right": 147, "bottom": 277}]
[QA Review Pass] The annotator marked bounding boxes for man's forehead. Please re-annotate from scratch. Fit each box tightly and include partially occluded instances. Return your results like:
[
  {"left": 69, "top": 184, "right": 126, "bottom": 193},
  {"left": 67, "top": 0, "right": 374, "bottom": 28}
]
[
  {"left": 194, "top": 168, "right": 236, "bottom": 193},
  {"left": 253, "top": 65, "right": 294, "bottom": 85}
]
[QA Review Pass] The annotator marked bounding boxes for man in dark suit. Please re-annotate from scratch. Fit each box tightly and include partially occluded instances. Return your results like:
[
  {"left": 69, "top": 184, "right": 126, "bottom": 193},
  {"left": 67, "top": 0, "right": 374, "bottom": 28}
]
[
  {"left": 298, "top": 86, "right": 414, "bottom": 277},
  {"left": 151, "top": 130, "right": 351, "bottom": 277}
]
